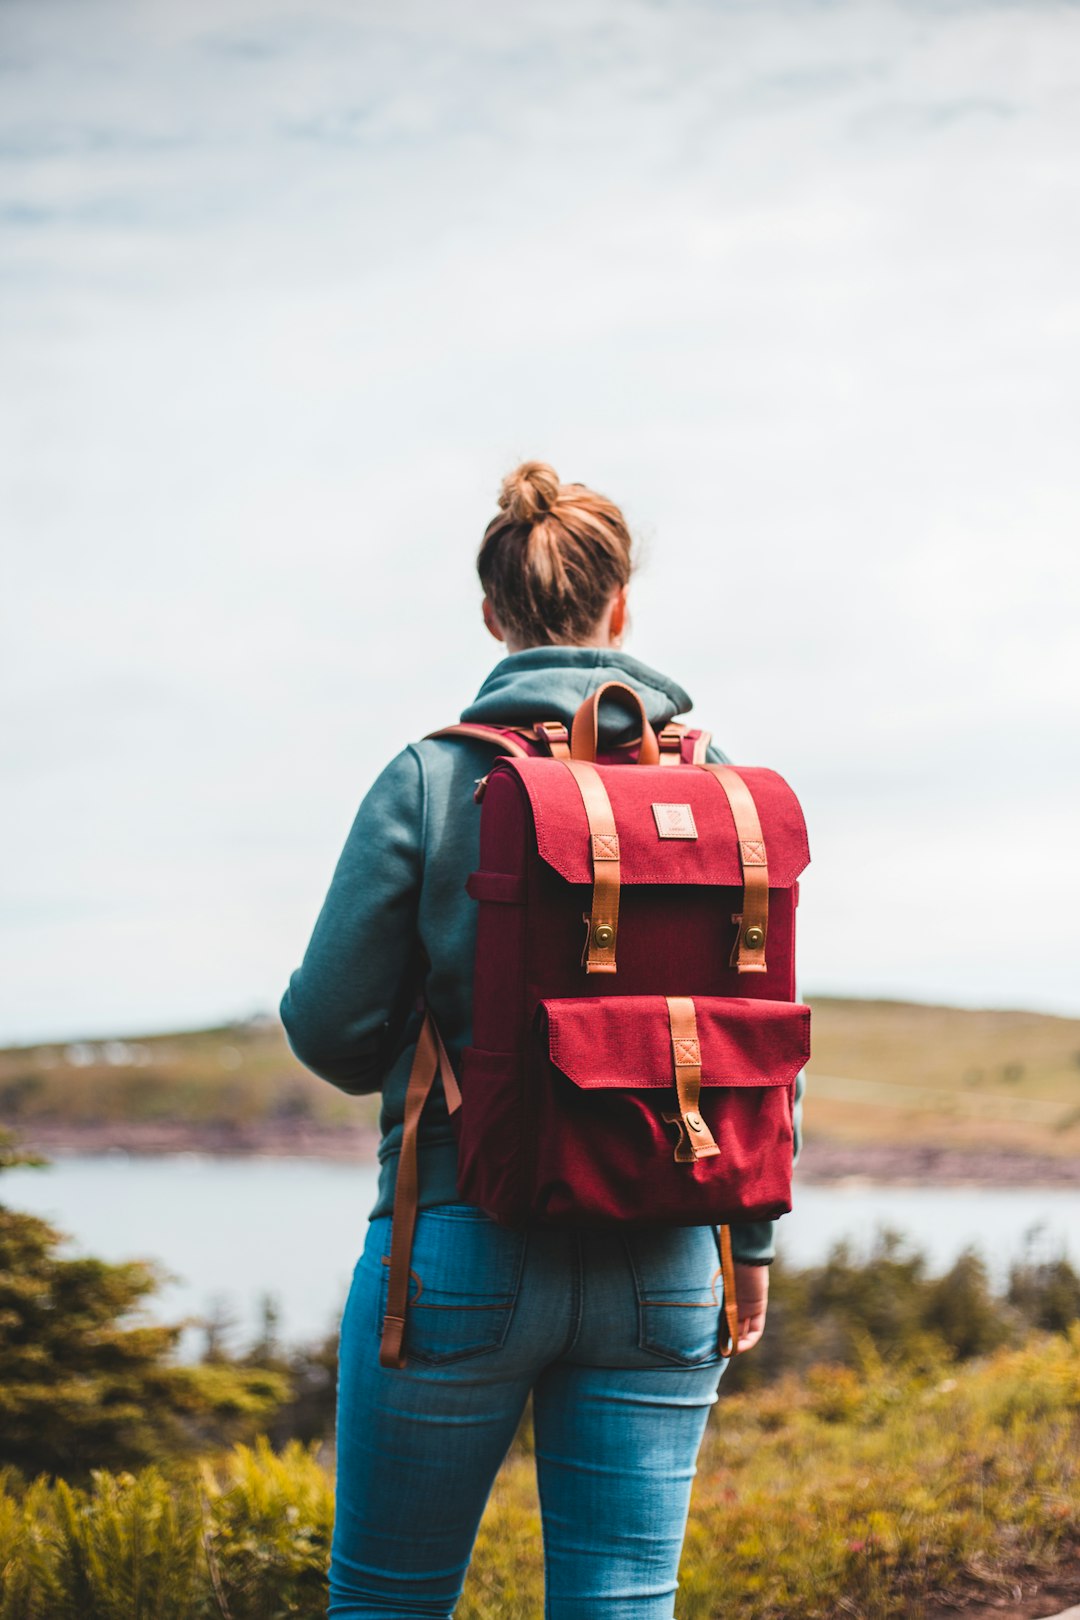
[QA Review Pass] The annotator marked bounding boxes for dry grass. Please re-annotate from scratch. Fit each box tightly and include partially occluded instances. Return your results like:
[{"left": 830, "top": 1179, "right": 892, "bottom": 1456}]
[
  {"left": 2, "top": 997, "right": 1079, "bottom": 1160},
  {"left": 460, "top": 1331, "right": 1080, "bottom": 1619},
  {"left": 3, "top": 1334, "right": 1079, "bottom": 1618},
  {"left": 805, "top": 997, "right": 1080, "bottom": 1159},
  {"left": 0, "top": 1020, "right": 373, "bottom": 1137}
]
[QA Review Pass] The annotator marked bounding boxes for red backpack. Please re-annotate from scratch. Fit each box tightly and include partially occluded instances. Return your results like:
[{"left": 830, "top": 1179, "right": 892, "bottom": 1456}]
[{"left": 380, "top": 682, "right": 810, "bottom": 1369}]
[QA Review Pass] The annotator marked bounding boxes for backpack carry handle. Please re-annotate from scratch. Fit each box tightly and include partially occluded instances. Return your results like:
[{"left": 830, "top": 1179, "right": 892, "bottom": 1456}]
[{"left": 571, "top": 682, "right": 661, "bottom": 765}]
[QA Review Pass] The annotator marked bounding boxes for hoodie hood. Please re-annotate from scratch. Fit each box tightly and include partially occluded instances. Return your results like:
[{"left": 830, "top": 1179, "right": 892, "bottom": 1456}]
[{"left": 461, "top": 647, "right": 695, "bottom": 748}]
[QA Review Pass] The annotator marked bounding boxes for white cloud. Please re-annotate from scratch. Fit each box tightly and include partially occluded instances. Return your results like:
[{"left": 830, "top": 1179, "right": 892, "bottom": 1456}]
[{"left": 2, "top": 0, "right": 1078, "bottom": 1040}]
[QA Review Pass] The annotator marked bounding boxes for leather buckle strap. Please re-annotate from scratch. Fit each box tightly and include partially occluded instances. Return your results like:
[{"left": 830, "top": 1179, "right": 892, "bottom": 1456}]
[
  {"left": 562, "top": 759, "right": 620, "bottom": 974},
  {"left": 425, "top": 725, "right": 535, "bottom": 803},
  {"left": 661, "top": 995, "right": 720, "bottom": 1162},
  {"left": 659, "top": 723, "right": 712, "bottom": 765},
  {"left": 715, "top": 1224, "right": 741, "bottom": 1358},
  {"left": 658, "top": 723, "right": 685, "bottom": 766},
  {"left": 534, "top": 720, "right": 571, "bottom": 759},
  {"left": 697, "top": 765, "right": 769, "bottom": 973},
  {"left": 424, "top": 724, "right": 533, "bottom": 757},
  {"left": 378, "top": 1009, "right": 460, "bottom": 1370}
]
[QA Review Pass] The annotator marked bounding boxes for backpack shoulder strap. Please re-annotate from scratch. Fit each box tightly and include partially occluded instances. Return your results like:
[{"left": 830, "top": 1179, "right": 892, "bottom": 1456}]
[
  {"left": 379, "top": 1007, "right": 459, "bottom": 1370},
  {"left": 425, "top": 721, "right": 572, "bottom": 764},
  {"left": 425, "top": 723, "right": 534, "bottom": 757}
]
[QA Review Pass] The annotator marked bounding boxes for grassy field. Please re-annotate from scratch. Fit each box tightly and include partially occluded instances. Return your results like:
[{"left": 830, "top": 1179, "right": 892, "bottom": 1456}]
[
  {"left": 806, "top": 998, "right": 1080, "bottom": 1161},
  {"left": 463, "top": 1330, "right": 1080, "bottom": 1619},
  {"left": 2, "top": 1332, "right": 1079, "bottom": 1618},
  {"left": 0, "top": 1017, "right": 378, "bottom": 1144},
  {"left": 1, "top": 997, "right": 1078, "bottom": 1160}
]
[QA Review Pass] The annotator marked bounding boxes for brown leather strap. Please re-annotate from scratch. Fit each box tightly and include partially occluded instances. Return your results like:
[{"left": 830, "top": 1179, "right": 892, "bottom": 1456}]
[
  {"left": 379, "top": 1009, "right": 459, "bottom": 1370},
  {"left": 689, "top": 729, "right": 712, "bottom": 764},
  {"left": 659, "top": 723, "right": 713, "bottom": 765},
  {"left": 534, "top": 720, "right": 571, "bottom": 759},
  {"left": 717, "top": 1224, "right": 741, "bottom": 1357},
  {"left": 662, "top": 996, "right": 720, "bottom": 1161},
  {"left": 562, "top": 760, "right": 620, "bottom": 973},
  {"left": 424, "top": 724, "right": 533, "bottom": 758},
  {"left": 698, "top": 764, "right": 769, "bottom": 973},
  {"left": 429, "top": 1015, "right": 461, "bottom": 1114},
  {"left": 570, "top": 682, "right": 661, "bottom": 766}
]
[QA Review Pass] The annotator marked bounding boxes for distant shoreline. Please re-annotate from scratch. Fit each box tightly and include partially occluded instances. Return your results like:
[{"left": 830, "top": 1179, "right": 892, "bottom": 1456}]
[{"left": 12, "top": 1122, "right": 1080, "bottom": 1187}]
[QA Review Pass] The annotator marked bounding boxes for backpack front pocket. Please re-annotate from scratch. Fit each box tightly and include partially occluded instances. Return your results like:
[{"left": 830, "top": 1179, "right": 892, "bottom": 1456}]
[{"left": 528, "top": 995, "right": 809, "bottom": 1226}]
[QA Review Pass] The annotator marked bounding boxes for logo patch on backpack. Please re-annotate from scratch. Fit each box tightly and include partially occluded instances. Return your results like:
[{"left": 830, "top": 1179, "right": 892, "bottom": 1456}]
[{"left": 652, "top": 803, "right": 698, "bottom": 840}]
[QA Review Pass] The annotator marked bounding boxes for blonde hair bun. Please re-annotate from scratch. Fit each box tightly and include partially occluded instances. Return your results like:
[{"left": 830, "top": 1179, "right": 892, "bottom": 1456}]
[{"left": 498, "top": 460, "right": 560, "bottom": 525}]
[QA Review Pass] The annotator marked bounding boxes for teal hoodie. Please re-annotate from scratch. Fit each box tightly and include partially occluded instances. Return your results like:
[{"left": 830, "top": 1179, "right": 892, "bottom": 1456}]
[{"left": 280, "top": 646, "right": 803, "bottom": 1263}]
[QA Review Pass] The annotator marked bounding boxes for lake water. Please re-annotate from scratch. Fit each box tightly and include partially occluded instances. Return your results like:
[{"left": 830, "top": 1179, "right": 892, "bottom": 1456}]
[{"left": 4, "top": 1154, "right": 1079, "bottom": 1357}]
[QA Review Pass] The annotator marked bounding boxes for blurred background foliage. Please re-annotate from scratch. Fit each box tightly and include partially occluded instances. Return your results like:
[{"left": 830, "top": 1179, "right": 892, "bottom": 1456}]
[
  {"left": 3, "top": 999, "right": 1079, "bottom": 1162},
  {"left": 2, "top": 1131, "right": 1080, "bottom": 1615}
]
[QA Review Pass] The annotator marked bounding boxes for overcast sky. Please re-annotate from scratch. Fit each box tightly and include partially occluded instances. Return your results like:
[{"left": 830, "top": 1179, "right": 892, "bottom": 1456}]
[{"left": 2, "top": 0, "right": 1078, "bottom": 1045}]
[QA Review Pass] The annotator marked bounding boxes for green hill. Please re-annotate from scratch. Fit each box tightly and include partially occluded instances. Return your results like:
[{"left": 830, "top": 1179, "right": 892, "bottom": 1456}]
[
  {"left": 0, "top": 1017, "right": 377, "bottom": 1154},
  {"left": 805, "top": 996, "right": 1080, "bottom": 1163},
  {"left": 1, "top": 997, "right": 1078, "bottom": 1164}
]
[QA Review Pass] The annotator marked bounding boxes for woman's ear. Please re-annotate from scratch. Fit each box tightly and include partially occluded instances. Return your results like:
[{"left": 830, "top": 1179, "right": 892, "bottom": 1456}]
[
  {"left": 608, "top": 586, "right": 627, "bottom": 647},
  {"left": 482, "top": 596, "right": 506, "bottom": 644}
]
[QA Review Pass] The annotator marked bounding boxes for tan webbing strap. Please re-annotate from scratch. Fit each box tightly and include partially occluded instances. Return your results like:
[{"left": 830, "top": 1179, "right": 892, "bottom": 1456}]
[
  {"left": 690, "top": 730, "right": 712, "bottom": 764},
  {"left": 424, "top": 724, "right": 532, "bottom": 758},
  {"left": 717, "top": 1224, "right": 741, "bottom": 1357},
  {"left": 662, "top": 995, "right": 720, "bottom": 1162},
  {"left": 379, "top": 1010, "right": 459, "bottom": 1370},
  {"left": 698, "top": 764, "right": 769, "bottom": 973},
  {"left": 562, "top": 759, "right": 620, "bottom": 974}
]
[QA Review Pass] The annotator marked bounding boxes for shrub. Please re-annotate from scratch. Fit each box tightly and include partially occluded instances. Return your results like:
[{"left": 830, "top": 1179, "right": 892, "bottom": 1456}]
[
  {"left": 0, "top": 1135, "right": 289, "bottom": 1478},
  {"left": 1, "top": 1339, "right": 1079, "bottom": 1618},
  {"left": 201, "top": 1439, "right": 333, "bottom": 1620}
]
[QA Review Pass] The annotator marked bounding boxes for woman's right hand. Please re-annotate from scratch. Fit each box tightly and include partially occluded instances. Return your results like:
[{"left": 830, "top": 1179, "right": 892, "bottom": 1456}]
[{"left": 733, "top": 1263, "right": 769, "bottom": 1353}]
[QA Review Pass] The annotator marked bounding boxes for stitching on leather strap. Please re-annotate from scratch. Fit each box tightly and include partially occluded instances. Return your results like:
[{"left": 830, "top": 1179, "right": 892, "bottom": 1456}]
[
  {"left": 697, "top": 765, "right": 769, "bottom": 973},
  {"left": 562, "top": 760, "right": 620, "bottom": 974}
]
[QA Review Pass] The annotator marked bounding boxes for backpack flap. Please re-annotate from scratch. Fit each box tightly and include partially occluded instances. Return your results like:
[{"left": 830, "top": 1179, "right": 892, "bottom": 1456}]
[
  {"left": 478, "top": 757, "right": 808, "bottom": 1001},
  {"left": 525, "top": 994, "right": 809, "bottom": 1226},
  {"left": 490, "top": 757, "right": 809, "bottom": 890}
]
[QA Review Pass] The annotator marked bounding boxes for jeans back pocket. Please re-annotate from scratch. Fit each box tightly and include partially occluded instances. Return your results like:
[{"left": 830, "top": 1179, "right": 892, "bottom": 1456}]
[
  {"left": 377, "top": 1204, "right": 527, "bottom": 1366},
  {"left": 623, "top": 1225, "right": 725, "bottom": 1366}
]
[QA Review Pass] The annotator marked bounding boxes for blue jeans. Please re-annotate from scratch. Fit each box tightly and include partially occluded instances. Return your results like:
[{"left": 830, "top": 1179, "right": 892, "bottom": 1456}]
[{"left": 330, "top": 1204, "right": 728, "bottom": 1619}]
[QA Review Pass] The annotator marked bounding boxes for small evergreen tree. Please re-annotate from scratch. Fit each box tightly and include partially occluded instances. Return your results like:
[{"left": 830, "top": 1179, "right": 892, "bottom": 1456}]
[
  {"left": 924, "top": 1249, "right": 1010, "bottom": 1359},
  {"left": 0, "top": 1134, "right": 289, "bottom": 1478},
  {"left": 1008, "top": 1253, "right": 1080, "bottom": 1334}
]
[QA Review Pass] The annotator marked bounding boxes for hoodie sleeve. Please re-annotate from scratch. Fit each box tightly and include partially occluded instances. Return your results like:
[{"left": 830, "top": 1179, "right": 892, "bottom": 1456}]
[
  {"left": 726, "top": 1069, "right": 805, "bottom": 1265},
  {"left": 280, "top": 747, "right": 424, "bottom": 1094}
]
